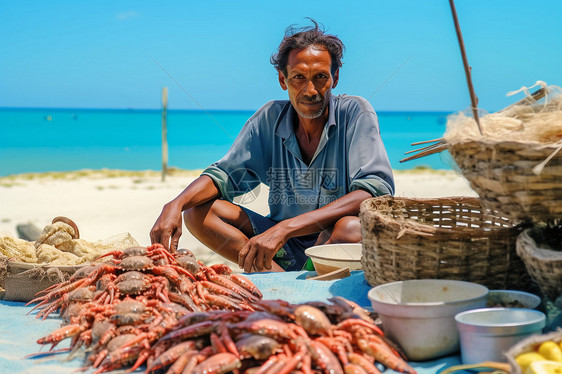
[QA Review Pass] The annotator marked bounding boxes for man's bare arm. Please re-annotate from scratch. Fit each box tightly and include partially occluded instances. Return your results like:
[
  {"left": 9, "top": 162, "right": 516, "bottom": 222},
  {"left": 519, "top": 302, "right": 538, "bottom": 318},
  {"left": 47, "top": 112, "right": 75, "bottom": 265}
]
[{"left": 150, "top": 175, "right": 220, "bottom": 250}]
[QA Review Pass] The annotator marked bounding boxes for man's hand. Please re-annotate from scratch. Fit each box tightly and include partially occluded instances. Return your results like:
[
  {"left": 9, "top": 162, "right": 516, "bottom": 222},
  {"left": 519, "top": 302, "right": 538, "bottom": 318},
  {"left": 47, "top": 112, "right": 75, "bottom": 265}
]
[
  {"left": 238, "top": 224, "right": 288, "bottom": 273},
  {"left": 150, "top": 201, "right": 183, "bottom": 252},
  {"left": 150, "top": 176, "right": 220, "bottom": 252}
]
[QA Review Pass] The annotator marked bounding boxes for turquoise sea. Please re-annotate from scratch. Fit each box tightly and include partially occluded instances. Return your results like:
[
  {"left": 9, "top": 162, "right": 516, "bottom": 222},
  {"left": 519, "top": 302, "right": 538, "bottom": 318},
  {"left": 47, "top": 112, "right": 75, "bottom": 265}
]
[{"left": 0, "top": 108, "right": 456, "bottom": 177}]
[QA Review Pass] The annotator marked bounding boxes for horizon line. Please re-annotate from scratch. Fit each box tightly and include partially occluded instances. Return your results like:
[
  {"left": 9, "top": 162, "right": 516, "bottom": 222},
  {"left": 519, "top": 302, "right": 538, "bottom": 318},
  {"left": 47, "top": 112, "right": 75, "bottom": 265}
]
[{"left": 0, "top": 106, "right": 457, "bottom": 114}]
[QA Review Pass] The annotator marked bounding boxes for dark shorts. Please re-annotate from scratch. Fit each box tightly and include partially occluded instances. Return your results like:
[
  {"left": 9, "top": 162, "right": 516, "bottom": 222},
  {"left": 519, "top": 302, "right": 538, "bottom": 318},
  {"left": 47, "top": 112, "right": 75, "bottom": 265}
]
[{"left": 240, "top": 207, "right": 319, "bottom": 272}]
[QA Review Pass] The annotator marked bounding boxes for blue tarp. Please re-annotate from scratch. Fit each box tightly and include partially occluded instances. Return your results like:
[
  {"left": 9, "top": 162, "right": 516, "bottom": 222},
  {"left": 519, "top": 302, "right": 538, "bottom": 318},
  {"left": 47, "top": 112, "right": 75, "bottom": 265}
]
[{"left": 0, "top": 271, "right": 462, "bottom": 373}]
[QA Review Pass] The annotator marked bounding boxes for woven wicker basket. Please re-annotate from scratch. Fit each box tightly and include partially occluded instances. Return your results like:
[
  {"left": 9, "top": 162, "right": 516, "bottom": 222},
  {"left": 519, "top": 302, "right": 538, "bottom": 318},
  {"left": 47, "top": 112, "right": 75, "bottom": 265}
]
[
  {"left": 448, "top": 140, "right": 562, "bottom": 223},
  {"left": 516, "top": 227, "right": 562, "bottom": 300},
  {"left": 360, "top": 195, "right": 532, "bottom": 291}
]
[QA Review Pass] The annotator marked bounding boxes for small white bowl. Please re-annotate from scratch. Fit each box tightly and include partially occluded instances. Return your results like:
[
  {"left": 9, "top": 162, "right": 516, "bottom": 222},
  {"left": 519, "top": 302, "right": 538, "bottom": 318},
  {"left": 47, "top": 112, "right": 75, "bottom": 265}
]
[
  {"left": 487, "top": 290, "right": 541, "bottom": 309},
  {"left": 455, "top": 308, "right": 546, "bottom": 364},
  {"left": 304, "top": 243, "right": 362, "bottom": 275},
  {"left": 368, "top": 279, "right": 489, "bottom": 361}
]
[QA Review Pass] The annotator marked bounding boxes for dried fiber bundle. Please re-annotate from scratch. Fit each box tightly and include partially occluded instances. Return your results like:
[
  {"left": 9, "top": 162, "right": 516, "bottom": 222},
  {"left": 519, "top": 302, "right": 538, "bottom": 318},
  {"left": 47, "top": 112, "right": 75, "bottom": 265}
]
[{"left": 445, "top": 82, "right": 562, "bottom": 145}]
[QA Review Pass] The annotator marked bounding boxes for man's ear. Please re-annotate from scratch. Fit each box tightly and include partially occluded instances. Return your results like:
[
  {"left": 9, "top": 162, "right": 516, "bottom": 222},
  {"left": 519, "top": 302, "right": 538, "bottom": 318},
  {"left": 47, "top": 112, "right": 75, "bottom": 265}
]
[
  {"left": 278, "top": 70, "right": 288, "bottom": 90},
  {"left": 332, "top": 68, "right": 340, "bottom": 88}
]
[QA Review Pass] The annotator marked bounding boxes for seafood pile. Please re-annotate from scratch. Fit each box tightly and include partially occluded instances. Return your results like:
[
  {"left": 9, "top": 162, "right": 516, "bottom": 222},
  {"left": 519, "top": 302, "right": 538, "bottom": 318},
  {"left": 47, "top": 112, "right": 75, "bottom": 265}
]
[
  {"left": 28, "top": 244, "right": 417, "bottom": 374},
  {"left": 142, "top": 299, "right": 417, "bottom": 374}
]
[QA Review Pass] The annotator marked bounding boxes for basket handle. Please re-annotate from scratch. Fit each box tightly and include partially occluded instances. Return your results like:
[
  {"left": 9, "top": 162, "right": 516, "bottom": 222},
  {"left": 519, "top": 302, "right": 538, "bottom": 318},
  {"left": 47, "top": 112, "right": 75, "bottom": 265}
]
[{"left": 439, "top": 361, "right": 510, "bottom": 374}]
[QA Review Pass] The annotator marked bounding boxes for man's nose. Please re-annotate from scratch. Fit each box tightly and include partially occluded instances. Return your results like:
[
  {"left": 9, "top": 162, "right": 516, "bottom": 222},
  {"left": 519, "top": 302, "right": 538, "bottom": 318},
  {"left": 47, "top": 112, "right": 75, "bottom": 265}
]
[{"left": 303, "top": 80, "right": 318, "bottom": 96}]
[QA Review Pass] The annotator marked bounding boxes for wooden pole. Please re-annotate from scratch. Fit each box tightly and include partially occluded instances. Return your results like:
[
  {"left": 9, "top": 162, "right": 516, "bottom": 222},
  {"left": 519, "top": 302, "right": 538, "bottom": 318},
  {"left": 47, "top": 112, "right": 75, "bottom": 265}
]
[
  {"left": 161, "top": 87, "right": 168, "bottom": 182},
  {"left": 449, "top": 0, "right": 482, "bottom": 134}
]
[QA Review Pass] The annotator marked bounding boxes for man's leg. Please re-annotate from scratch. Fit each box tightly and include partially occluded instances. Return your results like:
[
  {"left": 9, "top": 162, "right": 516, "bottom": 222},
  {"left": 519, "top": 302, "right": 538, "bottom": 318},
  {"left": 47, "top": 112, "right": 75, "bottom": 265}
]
[
  {"left": 315, "top": 216, "right": 362, "bottom": 245},
  {"left": 184, "top": 199, "right": 284, "bottom": 272}
]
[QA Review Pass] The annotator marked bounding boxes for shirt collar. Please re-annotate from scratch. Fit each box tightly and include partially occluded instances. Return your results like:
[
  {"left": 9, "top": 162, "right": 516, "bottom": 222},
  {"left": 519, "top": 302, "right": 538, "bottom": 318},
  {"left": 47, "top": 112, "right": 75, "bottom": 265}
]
[{"left": 275, "top": 95, "right": 337, "bottom": 139}]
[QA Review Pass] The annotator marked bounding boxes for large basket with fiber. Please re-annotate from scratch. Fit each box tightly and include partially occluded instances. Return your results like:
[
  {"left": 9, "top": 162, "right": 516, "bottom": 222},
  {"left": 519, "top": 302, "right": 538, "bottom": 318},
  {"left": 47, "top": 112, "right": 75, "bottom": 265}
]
[
  {"left": 360, "top": 195, "right": 531, "bottom": 290},
  {"left": 448, "top": 141, "right": 562, "bottom": 223},
  {"left": 516, "top": 223, "right": 562, "bottom": 300},
  {"left": 445, "top": 84, "right": 562, "bottom": 223}
]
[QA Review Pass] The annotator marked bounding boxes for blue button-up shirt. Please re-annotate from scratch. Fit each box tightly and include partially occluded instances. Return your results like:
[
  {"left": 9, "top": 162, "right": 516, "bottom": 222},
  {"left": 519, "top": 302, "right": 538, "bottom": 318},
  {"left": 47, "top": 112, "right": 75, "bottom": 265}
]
[{"left": 202, "top": 94, "right": 394, "bottom": 222}]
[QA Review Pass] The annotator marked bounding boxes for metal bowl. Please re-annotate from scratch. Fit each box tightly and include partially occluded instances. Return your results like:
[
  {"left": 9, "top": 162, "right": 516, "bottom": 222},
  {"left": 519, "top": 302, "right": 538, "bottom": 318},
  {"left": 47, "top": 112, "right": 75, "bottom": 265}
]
[
  {"left": 455, "top": 308, "right": 546, "bottom": 364},
  {"left": 304, "top": 243, "right": 362, "bottom": 275},
  {"left": 368, "top": 279, "right": 489, "bottom": 361},
  {"left": 486, "top": 290, "right": 541, "bottom": 309}
]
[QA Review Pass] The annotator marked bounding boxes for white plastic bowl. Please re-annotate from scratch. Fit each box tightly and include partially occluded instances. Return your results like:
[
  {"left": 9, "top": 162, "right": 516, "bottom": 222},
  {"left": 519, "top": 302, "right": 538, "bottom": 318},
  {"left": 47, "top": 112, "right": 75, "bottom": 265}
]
[
  {"left": 455, "top": 308, "right": 546, "bottom": 364},
  {"left": 487, "top": 290, "right": 541, "bottom": 309},
  {"left": 368, "top": 279, "right": 489, "bottom": 361},
  {"left": 304, "top": 243, "right": 362, "bottom": 275}
]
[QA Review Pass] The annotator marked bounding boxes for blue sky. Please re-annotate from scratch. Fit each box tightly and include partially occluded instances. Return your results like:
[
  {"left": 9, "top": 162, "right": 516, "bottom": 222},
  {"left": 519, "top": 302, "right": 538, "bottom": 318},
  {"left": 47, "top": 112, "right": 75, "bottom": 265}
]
[{"left": 1, "top": 0, "right": 560, "bottom": 112}]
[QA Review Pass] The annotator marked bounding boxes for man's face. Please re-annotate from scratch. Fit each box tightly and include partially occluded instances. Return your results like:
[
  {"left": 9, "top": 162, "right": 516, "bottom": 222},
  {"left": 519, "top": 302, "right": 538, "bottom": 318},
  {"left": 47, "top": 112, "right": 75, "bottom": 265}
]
[{"left": 279, "top": 45, "right": 339, "bottom": 120}]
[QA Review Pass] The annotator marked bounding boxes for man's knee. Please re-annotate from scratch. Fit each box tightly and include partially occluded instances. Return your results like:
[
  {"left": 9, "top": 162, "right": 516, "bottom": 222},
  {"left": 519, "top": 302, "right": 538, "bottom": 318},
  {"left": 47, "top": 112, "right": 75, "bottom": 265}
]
[
  {"left": 329, "top": 216, "right": 362, "bottom": 243},
  {"left": 184, "top": 199, "right": 253, "bottom": 238}
]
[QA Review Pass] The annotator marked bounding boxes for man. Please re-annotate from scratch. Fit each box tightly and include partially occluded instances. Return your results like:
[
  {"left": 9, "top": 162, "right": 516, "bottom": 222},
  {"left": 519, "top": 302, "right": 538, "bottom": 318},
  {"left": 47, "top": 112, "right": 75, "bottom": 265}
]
[{"left": 150, "top": 20, "right": 394, "bottom": 273}]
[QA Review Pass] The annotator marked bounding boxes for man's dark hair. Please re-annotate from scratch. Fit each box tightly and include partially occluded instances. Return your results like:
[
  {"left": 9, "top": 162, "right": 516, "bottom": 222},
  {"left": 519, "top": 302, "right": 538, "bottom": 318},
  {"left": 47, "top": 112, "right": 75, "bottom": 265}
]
[{"left": 271, "top": 18, "right": 345, "bottom": 77}]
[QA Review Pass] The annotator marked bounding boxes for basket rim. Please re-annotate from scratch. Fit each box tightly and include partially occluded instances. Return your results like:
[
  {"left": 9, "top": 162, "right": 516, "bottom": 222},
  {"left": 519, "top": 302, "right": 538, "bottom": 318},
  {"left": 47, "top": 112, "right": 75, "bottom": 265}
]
[
  {"left": 517, "top": 228, "right": 562, "bottom": 262},
  {"left": 8, "top": 261, "right": 85, "bottom": 272},
  {"left": 360, "top": 195, "right": 518, "bottom": 238},
  {"left": 447, "top": 138, "right": 562, "bottom": 150}
]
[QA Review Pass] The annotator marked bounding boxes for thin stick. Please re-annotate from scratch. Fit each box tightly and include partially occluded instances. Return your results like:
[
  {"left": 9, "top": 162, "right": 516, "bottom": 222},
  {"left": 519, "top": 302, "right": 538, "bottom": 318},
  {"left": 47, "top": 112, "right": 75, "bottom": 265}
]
[
  {"left": 410, "top": 137, "right": 445, "bottom": 146},
  {"left": 161, "top": 87, "right": 168, "bottom": 182},
  {"left": 449, "top": 0, "right": 482, "bottom": 134},
  {"left": 404, "top": 141, "right": 446, "bottom": 155},
  {"left": 399, "top": 144, "right": 449, "bottom": 163}
]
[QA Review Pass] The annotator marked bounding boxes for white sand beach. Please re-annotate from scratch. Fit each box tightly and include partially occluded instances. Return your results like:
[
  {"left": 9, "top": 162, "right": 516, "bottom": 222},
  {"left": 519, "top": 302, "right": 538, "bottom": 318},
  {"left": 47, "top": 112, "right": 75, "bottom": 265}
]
[{"left": 0, "top": 168, "right": 476, "bottom": 270}]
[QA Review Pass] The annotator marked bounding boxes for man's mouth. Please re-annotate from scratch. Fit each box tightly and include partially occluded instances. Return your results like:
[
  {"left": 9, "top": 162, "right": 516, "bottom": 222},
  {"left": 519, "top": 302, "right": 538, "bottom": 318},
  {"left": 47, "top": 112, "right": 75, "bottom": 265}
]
[{"left": 300, "top": 98, "right": 322, "bottom": 105}]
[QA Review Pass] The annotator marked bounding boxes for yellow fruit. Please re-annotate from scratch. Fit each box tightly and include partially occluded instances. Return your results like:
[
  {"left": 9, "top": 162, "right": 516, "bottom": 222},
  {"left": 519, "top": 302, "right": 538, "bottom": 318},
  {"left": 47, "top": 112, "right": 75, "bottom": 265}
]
[
  {"left": 538, "top": 341, "right": 562, "bottom": 362},
  {"left": 524, "top": 360, "right": 562, "bottom": 374},
  {"left": 517, "top": 352, "right": 548, "bottom": 372}
]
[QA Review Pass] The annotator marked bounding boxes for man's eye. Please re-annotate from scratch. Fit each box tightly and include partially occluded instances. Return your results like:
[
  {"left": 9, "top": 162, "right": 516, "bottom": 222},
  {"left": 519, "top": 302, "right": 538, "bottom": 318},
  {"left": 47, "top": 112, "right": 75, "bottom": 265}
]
[{"left": 293, "top": 75, "right": 305, "bottom": 79}]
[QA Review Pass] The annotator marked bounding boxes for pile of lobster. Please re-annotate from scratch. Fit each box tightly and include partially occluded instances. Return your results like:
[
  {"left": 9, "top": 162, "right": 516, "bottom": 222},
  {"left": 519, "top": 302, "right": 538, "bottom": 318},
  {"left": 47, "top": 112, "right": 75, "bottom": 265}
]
[{"left": 27, "top": 244, "right": 417, "bottom": 374}]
